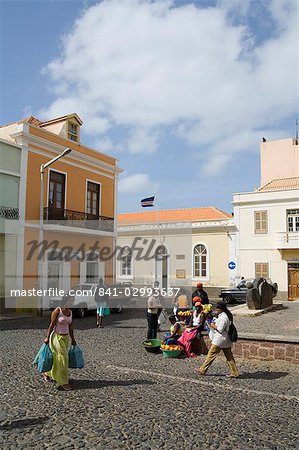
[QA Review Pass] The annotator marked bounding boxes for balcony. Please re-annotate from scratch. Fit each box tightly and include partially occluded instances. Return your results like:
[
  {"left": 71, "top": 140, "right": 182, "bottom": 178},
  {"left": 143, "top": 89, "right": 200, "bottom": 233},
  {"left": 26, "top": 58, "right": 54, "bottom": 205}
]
[
  {"left": 275, "top": 232, "right": 299, "bottom": 249},
  {"left": 0, "top": 206, "right": 19, "bottom": 220},
  {"left": 44, "top": 207, "right": 114, "bottom": 232}
]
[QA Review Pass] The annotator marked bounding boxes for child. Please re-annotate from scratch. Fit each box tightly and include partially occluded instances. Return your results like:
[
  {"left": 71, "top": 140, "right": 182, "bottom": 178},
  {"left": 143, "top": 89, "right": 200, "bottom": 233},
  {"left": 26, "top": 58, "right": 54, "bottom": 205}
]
[{"left": 164, "top": 315, "right": 183, "bottom": 345}]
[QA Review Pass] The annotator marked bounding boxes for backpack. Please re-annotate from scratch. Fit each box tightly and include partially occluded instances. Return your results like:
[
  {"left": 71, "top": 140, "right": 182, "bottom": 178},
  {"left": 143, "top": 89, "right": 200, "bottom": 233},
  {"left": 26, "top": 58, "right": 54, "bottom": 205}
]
[{"left": 228, "top": 322, "right": 238, "bottom": 342}]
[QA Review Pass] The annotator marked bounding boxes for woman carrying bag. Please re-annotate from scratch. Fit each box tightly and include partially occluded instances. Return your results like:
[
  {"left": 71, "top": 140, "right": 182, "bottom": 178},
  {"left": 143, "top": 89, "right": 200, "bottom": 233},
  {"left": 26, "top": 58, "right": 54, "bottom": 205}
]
[
  {"left": 43, "top": 294, "right": 77, "bottom": 391},
  {"left": 197, "top": 302, "right": 239, "bottom": 378}
]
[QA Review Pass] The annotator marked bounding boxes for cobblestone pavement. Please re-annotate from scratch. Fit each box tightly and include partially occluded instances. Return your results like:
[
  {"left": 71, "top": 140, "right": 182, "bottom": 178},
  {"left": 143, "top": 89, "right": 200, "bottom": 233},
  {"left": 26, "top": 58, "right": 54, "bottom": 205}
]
[
  {"left": 1, "top": 310, "right": 298, "bottom": 450},
  {"left": 231, "top": 301, "right": 299, "bottom": 337}
]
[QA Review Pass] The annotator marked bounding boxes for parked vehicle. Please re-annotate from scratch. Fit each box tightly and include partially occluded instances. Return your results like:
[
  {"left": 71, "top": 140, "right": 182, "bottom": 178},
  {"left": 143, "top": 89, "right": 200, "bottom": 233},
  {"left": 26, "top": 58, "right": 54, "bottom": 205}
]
[
  {"left": 49, "top": 282, "right": 134, "bottom": 318},
  {"left": 219, "top": 278, "right": 278, "bottom": 304}
]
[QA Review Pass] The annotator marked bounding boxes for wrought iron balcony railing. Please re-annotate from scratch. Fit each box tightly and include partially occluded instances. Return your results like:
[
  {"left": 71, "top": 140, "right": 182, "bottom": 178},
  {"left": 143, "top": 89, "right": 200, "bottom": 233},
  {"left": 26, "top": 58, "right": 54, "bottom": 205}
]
[
  {"left": 44, "top": 207, "right": 114, "bottom": 232},
  {"left": 0, "top": 206, "right": 19, "bottom": 220}
]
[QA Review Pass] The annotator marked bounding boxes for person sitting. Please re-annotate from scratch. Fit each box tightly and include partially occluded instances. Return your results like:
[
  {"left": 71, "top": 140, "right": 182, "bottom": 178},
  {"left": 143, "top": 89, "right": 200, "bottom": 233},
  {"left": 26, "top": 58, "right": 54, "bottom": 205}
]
[
  {"left": 191, "top": 302, "right": 206, "bottom": 329},
  {"left": 190, "top": 302, "right": 209, "bottom": 355},
  {"left": 173, "top": 288, "right": 189, "bottom": 317},
  {"left": 202, "top": 304, "right": 214, "bottom": 331},
  {"left": 192, "top": 283, "right": 209, "bottom": 305},
  {"left": 164, "top": 315, "right": 183, "bottom": 345},
  {"left": 192, "top": 295, "right": 201, "bottom": 310}
]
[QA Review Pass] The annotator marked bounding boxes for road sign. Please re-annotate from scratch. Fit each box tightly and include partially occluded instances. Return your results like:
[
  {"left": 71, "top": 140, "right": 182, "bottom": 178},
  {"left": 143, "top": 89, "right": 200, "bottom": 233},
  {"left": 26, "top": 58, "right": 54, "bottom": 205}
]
[{"left": 228, "top": 261, "right": 236, "bottom": 270}]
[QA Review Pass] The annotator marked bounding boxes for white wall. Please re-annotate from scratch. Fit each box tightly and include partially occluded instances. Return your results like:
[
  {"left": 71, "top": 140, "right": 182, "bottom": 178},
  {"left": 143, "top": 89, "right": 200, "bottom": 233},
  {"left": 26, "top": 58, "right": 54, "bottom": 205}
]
[
  {"left": 116, "top": 224, "right": 233, "bottom": 288},
  {"left": 233, "top": 189, "right": 299, "bottom": 293}
]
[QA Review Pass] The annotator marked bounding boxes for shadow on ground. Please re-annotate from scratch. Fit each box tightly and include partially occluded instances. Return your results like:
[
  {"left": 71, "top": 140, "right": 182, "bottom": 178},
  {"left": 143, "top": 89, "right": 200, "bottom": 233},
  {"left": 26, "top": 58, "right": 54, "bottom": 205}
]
[
  {"left": 240, "top": 371, "right": 288, "bottom": 380},
  {"left": 0, "top": 416, "right": 49, "bottom": 430},
  {"left": 71, "top": 378, "right": 156, "bottom": 390}
]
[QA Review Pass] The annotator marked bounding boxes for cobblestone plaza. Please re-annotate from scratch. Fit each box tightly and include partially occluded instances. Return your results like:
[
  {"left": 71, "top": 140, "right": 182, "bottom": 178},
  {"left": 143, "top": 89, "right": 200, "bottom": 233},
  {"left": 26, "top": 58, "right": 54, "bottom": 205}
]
[{"left": 1, "top": 309, "right": 298, "bottom": 450}]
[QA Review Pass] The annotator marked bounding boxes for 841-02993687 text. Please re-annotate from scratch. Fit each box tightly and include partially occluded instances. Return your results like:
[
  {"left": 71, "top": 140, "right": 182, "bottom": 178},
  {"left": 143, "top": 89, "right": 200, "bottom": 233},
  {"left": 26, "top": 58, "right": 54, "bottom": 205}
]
[{"left": 97, "top": 287, "right": 180, "bottom": 297}]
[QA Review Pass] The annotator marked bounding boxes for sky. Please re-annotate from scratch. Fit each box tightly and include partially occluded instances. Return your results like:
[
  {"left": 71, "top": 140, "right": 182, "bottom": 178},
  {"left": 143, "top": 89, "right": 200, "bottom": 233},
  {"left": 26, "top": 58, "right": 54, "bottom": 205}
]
[{"left": 1, "top": 0, "right": 298, "bottom": 213}]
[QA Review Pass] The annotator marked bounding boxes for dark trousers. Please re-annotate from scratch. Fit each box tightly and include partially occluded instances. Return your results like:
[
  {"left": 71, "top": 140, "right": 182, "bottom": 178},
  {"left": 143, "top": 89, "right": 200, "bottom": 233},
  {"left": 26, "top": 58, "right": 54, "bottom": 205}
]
[{"left": 147, "top": 312, "right": 159, "bottom": 339}]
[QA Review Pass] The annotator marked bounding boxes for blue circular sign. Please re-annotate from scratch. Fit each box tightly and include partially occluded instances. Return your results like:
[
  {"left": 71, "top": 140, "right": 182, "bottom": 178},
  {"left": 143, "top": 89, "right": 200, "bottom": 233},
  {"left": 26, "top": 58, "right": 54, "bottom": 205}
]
[{"left": 228, "top": 261, "right": 236, "bottom": 270}]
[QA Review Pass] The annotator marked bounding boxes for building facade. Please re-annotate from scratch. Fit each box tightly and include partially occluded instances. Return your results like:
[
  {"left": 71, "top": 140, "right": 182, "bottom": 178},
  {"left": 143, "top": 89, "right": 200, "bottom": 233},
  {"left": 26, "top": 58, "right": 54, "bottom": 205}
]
[
  {"left": 0, "top": 114, "right": 121, "bottom": 310},
  {"left": 0, "top": 139, "right": 21, "bottom": 311},
  {"left": 116, "top": 207, "right": 236, "bottom": 293},
  {"left": 233, "top": 138, "right": 299, "bottom": 301}
]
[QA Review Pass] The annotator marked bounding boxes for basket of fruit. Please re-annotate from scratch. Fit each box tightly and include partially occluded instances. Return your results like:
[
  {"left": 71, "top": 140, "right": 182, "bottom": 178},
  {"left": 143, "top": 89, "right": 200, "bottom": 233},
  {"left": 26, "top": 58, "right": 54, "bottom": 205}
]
[
  {"left": 178, "top": 310, "right": 193, "bottom": 317},
  {"left": 160, "top": 344, "right": 183, "bottom": 358},
  {"left": 142, "top": 339, "right": 162, "bottom": 353}
]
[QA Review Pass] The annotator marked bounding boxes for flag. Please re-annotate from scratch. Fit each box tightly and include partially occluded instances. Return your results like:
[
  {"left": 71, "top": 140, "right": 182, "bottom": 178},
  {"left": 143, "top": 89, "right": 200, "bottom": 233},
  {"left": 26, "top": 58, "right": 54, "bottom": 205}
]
[{"left": 141, "top": 196, "right": 155, "bottom": 207}]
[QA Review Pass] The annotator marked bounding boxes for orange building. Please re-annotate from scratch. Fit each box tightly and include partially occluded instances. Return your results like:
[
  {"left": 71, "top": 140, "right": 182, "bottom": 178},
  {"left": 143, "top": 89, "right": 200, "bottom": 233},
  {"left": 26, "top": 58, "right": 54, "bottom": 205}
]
[{"left": 0, "top": 113, "right": 121, "bottom": 310}]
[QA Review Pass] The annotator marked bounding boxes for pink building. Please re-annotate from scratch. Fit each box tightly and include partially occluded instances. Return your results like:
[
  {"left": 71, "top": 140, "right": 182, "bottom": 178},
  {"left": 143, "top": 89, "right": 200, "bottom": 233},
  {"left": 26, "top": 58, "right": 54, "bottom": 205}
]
[{"left": 260, "top": 138, "right": 299, "bottom": 187}]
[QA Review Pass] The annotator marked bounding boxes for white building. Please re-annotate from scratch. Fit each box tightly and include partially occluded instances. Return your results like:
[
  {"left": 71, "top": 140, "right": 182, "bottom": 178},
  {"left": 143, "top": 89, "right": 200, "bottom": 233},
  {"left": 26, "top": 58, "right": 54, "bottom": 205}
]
[
  {"left": 233, "top": 138, "right": 299, "bottom": 300},
  {"left": 116, "top": 207, "right": 237, "bottom": 294}
]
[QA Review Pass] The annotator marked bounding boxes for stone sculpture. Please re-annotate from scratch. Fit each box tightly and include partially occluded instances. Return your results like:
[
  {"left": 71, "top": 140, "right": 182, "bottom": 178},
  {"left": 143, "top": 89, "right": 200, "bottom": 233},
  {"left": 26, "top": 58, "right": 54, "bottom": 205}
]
[{"left": 246, "top": 278, "right": 276, "bottom": 310}]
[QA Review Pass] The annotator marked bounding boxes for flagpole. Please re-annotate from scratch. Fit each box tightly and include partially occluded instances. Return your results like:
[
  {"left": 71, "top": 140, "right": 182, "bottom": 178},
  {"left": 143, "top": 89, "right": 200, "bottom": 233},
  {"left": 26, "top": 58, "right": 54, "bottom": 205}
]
[{"left": 154, "top": 192, "right": 162, "bottom": 244}]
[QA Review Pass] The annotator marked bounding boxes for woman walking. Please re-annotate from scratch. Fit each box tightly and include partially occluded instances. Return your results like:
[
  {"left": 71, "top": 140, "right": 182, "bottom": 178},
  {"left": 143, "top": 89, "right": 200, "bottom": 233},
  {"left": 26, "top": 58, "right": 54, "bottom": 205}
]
[
  {"left": 43, "top": 295, "right": 76, "bottom": 390},
  {"left": 197, "top": 302, "right": 239, "bottom": 378}
]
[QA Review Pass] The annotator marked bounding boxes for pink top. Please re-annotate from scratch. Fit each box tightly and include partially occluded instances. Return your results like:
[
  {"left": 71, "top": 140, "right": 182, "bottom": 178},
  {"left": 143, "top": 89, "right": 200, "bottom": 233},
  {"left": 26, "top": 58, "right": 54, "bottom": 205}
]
[{"left": 54, "top": 307, "right": 72, "bottom": 335}]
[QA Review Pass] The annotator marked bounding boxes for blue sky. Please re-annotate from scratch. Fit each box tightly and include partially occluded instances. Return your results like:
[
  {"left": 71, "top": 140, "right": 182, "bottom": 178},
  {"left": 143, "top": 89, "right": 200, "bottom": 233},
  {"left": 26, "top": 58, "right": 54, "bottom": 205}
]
[{"left": 1, "top": 0, "right": 298, "bottom": 213}]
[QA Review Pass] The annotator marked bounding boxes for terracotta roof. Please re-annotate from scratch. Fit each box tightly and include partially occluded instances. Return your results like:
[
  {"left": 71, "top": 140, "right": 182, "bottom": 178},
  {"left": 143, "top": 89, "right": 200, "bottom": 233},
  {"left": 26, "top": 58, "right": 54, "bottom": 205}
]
[
  {"left": 258, "top": 177, "right": 299, "bottom": 192},
  {"left": 40, "top": 113, "right": 83, "bottom": 126},
  {"left": 23, "top": 116, "right": 43, "bottom": 126},
  {"left": 118, "top": 207, "right": 232, "bottom": 224}
]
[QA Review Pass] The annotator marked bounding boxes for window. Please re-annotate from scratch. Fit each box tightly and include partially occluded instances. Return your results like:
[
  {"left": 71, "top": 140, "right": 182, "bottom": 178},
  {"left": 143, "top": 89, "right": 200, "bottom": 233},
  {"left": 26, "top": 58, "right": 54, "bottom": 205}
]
[
  {"left": 287, "top": 209, "right": 299, "bottom": 232},
  {"left": 120, "top": 246, "right": 132, "bottom": 276},
  {"left": 86, "top": 181, "right": 100, "bottom": 216},
  {"left": 47, "top": 250, "right": 63, "bottom": 290},
  {"left": 255, "top": 263, "right": 269, "bottom": 278},
  {"left": 193, "top": 244, "right": 207, "bottom": 278},
  {"left": 68, "top": 122, "right": 78, "bottom": 142},
  {"left": 254, "top": 210, "right": 268, "bottom": 234},
  {"left": 86, "top": 261, "right": 99, "bottom": 283},
  {"left": 49, "top": 171, "right": 65, "bottom": 210}
]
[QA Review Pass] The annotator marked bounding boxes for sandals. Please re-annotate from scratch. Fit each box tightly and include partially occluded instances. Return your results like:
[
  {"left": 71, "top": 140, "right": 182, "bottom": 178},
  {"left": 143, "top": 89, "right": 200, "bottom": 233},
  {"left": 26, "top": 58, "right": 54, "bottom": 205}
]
[
  {"left": 42, "top": 374, "right": 53, "bottom": 383},
  {"left": 57, "top": 384, "right": 72, "bottom": 391}
]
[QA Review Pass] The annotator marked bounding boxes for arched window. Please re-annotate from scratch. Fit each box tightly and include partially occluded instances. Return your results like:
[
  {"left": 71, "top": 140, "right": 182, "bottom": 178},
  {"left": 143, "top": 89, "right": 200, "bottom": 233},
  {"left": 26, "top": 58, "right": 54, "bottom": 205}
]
[
  {"left": 120, "top": 246, "right": 132, "bottom": 276},
  {"left": 193, "top": 244, "right": 207, "bottom": 278}
]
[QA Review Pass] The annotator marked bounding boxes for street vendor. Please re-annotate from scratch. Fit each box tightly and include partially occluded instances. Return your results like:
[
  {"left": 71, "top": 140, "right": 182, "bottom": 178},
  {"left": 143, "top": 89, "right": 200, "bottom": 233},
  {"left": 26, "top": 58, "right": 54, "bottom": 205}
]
[
  {"left": 173, "top": 288, "right": 190, "bottom": 317},
  {"left": 190, "top": 302, "right": 206, "bottom": 329},
  {"left": 192, "top": 283, "right": 209, "bottom": 305},
  {"left": 164, "top": 315, "right": 183, "bottom": 344},
  {"left": 192, "top": 295, "right": 201, "bottom": 310}
]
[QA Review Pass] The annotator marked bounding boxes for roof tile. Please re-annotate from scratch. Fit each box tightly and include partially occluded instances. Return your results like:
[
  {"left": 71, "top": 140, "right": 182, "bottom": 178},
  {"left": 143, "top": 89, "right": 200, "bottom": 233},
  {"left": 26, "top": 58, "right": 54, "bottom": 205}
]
[
  {"left": 258, "top": 177, "right": 299, "bottom": 192},
  {"left": 118, "top": 207, "right": 231, "bottom": 224}
]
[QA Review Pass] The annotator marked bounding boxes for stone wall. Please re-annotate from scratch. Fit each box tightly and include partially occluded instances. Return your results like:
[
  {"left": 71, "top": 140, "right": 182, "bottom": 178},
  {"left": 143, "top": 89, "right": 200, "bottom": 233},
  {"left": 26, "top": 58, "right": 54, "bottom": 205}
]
[{"left": 203, "top": 336, "right": 299, "bottom": 365}]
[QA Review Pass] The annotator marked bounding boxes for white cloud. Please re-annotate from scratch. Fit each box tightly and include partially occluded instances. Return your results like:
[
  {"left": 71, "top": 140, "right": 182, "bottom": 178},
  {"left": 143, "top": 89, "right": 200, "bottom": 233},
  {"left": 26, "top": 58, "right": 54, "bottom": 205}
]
[
  {"left": 40, "top": 0, "right": 298, "bottom": 172},
  {"left": 119, "top": 173, "right": 158, "bottom": 194},
  {"left": 93, "top": 137, "right": 123, "bottom": 153},
  {"left": 127, "top": 128, "right": 160, "bottom": 154}
]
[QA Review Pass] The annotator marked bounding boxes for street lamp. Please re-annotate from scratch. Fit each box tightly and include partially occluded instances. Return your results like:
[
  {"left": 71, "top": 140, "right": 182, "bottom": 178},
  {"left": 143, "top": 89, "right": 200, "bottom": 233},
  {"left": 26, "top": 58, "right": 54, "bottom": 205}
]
[{"left": 38, "top": 147, "right": 72, "bottom": 316}]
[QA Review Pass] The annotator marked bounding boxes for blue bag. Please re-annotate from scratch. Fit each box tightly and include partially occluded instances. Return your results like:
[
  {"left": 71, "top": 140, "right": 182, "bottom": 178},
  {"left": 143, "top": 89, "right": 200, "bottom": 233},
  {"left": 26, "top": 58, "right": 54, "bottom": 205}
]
[
  {"left": 68, "top": 345, "right": 84, "bottom": 369},
  {"left": 34, "top": 343, "right": 53, "bottom": 373},
  {"left": 103, "top": 307, "right": 110, "bottom": 316}
]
